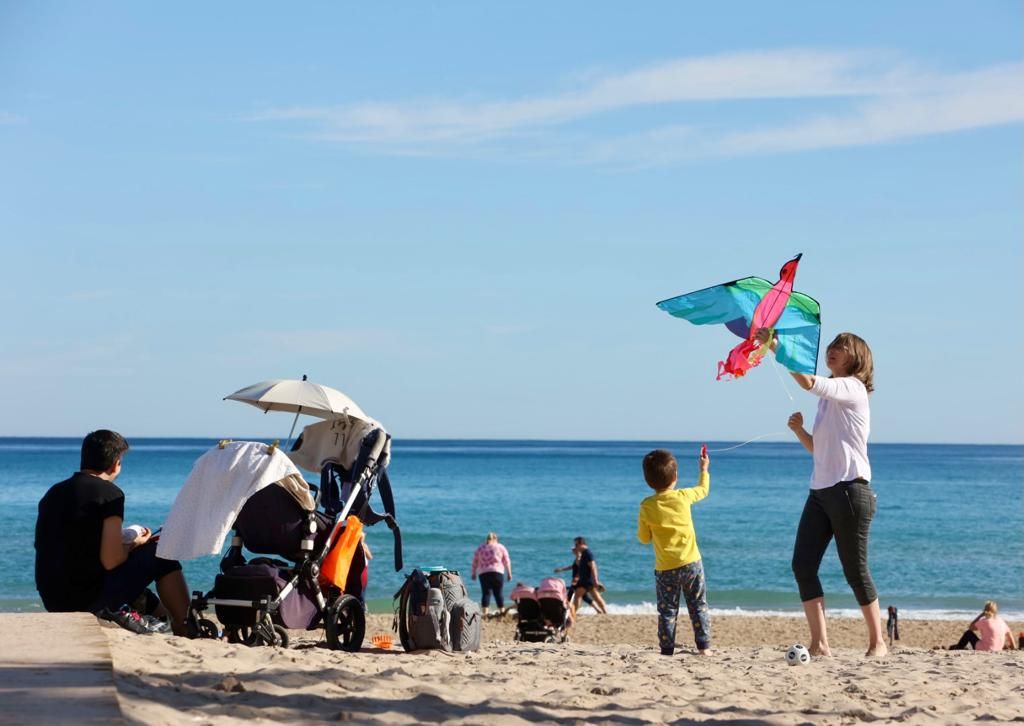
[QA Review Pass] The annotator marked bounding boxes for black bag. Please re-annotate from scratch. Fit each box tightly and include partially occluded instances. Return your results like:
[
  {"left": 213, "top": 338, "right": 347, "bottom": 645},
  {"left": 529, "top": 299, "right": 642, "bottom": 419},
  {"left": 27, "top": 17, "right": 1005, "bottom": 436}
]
[
  {"left": 394, "top": 569, "right": 447, "bottom": 651},
  {"left": 393, "top": 569, "right": 480, "bottom": 652}
]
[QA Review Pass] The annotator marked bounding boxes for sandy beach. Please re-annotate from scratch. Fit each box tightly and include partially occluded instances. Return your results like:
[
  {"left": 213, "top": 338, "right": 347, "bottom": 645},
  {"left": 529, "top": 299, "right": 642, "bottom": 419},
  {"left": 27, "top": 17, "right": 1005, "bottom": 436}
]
[{"left": 92, "top": 613, "right": 1024, "bottom": 724}]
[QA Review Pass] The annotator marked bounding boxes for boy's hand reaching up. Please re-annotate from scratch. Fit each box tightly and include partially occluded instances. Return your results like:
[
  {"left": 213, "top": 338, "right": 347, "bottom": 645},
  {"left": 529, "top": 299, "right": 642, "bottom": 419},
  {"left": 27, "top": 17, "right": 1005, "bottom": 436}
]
[{"left": 699, "top": 444, "right": 709, "bottom": 473}]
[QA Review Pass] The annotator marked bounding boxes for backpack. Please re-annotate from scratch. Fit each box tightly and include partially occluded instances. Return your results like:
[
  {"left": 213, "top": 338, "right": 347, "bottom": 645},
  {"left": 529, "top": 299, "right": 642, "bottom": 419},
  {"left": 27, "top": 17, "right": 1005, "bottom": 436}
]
[
  {"left": 394, "top": 568, "right": 480, "bottom": 652},
  {"left": 449, "top": 598, "right": 481, "bottom": 652}
]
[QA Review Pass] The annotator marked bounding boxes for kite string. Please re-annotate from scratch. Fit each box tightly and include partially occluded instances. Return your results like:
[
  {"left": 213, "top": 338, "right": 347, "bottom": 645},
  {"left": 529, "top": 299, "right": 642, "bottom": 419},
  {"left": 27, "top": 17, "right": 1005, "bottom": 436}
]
[
  {"left": 706, "top": 431, "right": 788, "bottom": 453},
  {"left": 702, "top": 343, "right": 803, "bottom": 454},
  {"left": 769, "top": 352, "right": 795, "bottom": 402},
  {"left": 702, "top": 356, "right": 794, "bottom": 454}
]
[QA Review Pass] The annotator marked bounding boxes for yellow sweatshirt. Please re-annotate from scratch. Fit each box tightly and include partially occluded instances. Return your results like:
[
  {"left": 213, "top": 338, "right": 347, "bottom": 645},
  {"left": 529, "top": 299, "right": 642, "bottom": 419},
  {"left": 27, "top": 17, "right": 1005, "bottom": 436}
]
[{"left": 637, "top": 471, "right": 710, "bottom": 571}]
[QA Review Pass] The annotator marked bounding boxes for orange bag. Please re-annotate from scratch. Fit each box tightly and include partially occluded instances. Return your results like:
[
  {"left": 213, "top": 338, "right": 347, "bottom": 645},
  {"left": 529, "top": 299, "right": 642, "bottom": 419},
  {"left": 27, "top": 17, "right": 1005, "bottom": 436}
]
[{"left": 320, "top": 516, "right": 363, "bottom": 590}]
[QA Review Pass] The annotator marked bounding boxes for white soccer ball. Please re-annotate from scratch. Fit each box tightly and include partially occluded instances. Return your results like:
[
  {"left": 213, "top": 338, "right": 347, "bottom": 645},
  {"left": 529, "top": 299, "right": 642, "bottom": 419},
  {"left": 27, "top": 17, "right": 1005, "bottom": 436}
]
[{"left": 785, "top": 643, "right": 811, "bottom": 666}]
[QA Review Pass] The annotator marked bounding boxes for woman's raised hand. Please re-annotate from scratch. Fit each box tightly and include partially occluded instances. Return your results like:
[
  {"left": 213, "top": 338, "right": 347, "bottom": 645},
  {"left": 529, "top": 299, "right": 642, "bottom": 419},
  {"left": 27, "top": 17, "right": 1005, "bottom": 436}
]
[
  {"left": 754, "top": 327, "right": 779, "bottom": 351},
  {"left": 787, "top": 412, "right": 804, "bottom": 432}
]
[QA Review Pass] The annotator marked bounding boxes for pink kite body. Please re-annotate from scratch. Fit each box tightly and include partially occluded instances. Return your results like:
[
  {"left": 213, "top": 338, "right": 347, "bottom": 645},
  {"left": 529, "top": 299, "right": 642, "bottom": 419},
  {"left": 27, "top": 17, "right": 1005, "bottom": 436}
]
[{"left": 716, "top": 255, "right": 803, "bottom": 380}]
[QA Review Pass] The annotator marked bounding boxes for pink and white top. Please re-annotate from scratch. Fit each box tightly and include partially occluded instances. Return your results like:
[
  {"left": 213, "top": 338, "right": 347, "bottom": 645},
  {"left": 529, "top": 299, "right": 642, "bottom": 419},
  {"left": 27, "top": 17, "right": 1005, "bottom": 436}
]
[
  {"left": 471, "top": 542, "right": 511, "bottom": 578},
  {"left": 974, "top": 616, "right": 1012, "bottom": 651}
]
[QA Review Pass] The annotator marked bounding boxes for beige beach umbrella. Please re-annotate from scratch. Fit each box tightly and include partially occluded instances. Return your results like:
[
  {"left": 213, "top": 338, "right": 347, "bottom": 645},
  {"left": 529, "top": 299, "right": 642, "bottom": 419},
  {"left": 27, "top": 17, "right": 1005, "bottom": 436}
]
[{"left": 225, "top": 375, "right": 375, "bottom": 445}]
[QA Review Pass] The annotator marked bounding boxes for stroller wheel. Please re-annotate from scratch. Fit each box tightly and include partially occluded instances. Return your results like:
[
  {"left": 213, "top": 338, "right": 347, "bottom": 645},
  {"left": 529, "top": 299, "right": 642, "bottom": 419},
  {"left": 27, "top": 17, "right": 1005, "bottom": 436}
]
[
  {"left": 271, "top": 624, "right": 290, "bottom": 648},
  {"left": 250, "top": 621, "right": 289, "bottom": 648},
  {"left": 225, "top": 626, "right": 251, "bottom": 644},
  {"left": 196, "top": 618, "right": 219, "bottom": 639},
  {"left": 326, "top": 595, "right": 366, "bottom": 652}
]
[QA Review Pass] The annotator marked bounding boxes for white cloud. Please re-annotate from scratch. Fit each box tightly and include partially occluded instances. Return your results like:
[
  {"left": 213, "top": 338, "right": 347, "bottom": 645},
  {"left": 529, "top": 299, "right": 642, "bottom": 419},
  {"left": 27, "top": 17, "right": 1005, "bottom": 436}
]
[
  {"left": 250, "top": 50, "right": 1024, "bottom": 164},
  {"left": 712, "top": 62, "right": 1024, "bottom": 157}
]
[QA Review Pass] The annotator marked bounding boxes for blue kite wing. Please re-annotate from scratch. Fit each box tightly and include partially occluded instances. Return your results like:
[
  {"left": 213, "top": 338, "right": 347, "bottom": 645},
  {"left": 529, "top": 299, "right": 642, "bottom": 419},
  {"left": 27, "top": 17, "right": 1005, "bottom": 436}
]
[{"left": 656, "top": 277, "right": 821, "bottom": 375}]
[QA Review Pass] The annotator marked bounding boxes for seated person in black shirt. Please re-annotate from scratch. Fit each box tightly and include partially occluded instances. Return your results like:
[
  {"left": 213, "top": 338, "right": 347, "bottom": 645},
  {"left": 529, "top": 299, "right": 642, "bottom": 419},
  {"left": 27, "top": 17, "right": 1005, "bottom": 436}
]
[{"left": 34, "top": 430, "right": 190, "bottom": 635}]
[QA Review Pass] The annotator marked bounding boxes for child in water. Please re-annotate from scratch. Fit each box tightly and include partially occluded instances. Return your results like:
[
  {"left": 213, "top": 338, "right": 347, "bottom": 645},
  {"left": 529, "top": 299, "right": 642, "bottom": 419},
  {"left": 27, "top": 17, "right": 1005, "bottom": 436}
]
[{"left": 637, "top": 447, "right": 711, "bottom": 656}]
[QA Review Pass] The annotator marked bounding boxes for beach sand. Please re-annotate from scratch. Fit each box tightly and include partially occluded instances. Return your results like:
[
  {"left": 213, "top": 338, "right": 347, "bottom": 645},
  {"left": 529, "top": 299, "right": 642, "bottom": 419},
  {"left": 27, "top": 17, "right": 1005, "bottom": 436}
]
[{"left": 99, "top": 613, "right": 1024, "bottom": 724}]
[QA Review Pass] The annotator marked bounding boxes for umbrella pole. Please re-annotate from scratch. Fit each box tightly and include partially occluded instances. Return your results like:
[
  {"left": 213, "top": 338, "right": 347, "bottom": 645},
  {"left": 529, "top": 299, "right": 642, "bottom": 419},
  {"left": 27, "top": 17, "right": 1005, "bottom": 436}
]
[{"left": 284, "top": 406, "right": 302, "bottom": 451}]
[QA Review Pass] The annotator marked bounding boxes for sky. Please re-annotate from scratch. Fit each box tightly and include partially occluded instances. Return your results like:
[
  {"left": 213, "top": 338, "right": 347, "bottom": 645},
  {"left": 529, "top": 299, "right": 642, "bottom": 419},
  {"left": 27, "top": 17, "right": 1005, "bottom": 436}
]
[{"left": 1, "top": 2, "right": 1021, "bottom": 444}]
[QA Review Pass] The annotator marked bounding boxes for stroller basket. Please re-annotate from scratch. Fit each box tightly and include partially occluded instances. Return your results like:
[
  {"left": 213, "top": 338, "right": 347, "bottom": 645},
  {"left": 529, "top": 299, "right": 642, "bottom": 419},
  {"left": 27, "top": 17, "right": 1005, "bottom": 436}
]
[{"left": 213, "top": 565, "right": 281, "bottom": 626}]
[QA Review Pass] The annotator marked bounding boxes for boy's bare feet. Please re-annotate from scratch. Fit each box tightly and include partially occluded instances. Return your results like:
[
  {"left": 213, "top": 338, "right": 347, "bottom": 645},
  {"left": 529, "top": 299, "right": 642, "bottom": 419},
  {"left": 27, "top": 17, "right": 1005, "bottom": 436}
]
[
  {"left": 697, "top": 648, "right": 713, "bottom": 656},
  {"left": 865, "top": 643, "right": 888, "bottom": 658},
  {"left": 809, "top": 645, "right": 832, "bottom": 657}
]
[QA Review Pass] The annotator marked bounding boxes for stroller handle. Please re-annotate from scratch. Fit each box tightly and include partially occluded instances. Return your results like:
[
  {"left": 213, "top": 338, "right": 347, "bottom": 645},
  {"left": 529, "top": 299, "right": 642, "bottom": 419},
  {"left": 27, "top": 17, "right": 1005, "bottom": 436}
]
[{"left": 362, "top": 429, "right": 388, "bottom": 469}]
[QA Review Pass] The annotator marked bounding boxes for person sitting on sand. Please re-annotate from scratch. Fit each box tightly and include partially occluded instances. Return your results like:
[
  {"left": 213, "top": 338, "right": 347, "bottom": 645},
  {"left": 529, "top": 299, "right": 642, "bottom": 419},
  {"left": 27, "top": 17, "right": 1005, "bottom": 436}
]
[
  {"left": 637, "top": 448, "right": 712, "bottom": 656},
  {"left": 471, "top": 532, "right": 513, "bottom": 617},
  {"left": 34, "top": 430, "right": 191, "bottom": 636},
  {"left": 571, "top": 537, "right": 608, "bottom": 614},
  {"left": 947, "top": 601, "right": 1017, "bottom": 651}
]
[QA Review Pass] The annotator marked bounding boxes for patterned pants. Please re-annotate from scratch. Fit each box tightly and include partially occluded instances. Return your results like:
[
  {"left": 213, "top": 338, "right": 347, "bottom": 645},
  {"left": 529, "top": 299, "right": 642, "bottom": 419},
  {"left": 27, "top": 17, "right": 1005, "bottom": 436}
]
[{"left": 655, "top": 559, "right": 711, "bottom": 653}]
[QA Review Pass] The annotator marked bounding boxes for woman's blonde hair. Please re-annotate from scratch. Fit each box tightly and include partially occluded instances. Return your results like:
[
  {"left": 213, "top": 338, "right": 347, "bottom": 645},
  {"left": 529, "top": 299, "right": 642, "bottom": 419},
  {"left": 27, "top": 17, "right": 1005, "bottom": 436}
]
[
  {"left": 983, "top": 600, "right": 998, "bottom": 617},
  {"left": 486, "top": 532, "right": 498, "bottom": 543},
  {"left": 828, "top": 332, "right": 875, "bottom": 393}
]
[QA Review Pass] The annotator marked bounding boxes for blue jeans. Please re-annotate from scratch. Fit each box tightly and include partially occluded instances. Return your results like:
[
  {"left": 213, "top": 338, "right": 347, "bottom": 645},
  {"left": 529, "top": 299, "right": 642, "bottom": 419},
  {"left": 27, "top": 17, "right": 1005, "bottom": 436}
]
[{"left": 655, "top": 559, "right": 711, "bottom": 653}]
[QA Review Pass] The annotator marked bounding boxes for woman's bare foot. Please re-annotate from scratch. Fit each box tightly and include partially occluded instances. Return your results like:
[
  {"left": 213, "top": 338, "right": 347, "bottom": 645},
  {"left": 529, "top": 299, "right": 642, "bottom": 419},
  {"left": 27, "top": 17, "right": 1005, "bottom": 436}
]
[
  {"left": 865, "top": 643, "right": 888, "bottom": 658},
  {"left": 809, "top": 644, "right": 832, "bottom": 657}
]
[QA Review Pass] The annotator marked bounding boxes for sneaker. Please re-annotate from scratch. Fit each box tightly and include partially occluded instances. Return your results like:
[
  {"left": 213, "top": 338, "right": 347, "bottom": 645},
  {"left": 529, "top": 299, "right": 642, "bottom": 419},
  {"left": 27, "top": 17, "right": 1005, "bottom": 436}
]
[
  {"left": 98, "top": 605, "right": 169, "bottom": 635},
  {"left": 141, "top": 614, "right": 172, "bottom": 634}
]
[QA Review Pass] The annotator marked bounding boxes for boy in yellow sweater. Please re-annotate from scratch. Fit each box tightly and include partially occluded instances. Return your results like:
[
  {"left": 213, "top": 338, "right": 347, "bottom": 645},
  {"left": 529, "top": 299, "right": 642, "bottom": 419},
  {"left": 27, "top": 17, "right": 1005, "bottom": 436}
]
[{"left": 637, "top": 448, "right": 711, "bottom": 656}]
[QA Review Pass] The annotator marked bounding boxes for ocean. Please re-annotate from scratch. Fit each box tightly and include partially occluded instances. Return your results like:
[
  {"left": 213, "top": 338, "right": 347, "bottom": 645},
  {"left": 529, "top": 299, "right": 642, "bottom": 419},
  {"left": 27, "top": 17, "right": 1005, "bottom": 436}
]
[{"left": 3, "top": 438, "right": 1021, "bottom": 620}]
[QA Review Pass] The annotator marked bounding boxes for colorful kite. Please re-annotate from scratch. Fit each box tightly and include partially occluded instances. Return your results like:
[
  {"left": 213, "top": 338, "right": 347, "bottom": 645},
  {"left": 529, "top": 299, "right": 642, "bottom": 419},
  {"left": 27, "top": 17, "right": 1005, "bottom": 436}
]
[{"left": 656, "top": 254, "right": 821, "bottom": 380}]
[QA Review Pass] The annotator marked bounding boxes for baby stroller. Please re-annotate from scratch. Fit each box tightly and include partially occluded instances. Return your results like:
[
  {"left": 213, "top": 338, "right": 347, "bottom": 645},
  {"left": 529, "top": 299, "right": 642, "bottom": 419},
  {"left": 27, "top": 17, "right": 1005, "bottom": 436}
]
[
  {"left": 511, "top": 577, "right": 572, "bottom": 643},
  {"left": 188, "top": 421, "right": 402, "bottom": 651}
]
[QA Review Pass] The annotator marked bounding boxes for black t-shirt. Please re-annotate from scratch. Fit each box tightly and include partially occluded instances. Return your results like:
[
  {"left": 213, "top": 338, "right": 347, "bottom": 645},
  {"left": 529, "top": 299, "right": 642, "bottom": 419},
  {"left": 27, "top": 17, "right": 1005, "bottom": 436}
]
[
  {"left": 577, "top": 548, "right": 595, "bottom": 586},
  {"left": 35, "top": 472, "right": 125, "bottom": 611}
]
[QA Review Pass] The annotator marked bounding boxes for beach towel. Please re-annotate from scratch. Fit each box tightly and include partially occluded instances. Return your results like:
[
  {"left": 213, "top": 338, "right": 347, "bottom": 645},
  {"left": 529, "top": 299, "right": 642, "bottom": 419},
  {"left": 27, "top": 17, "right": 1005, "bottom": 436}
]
[{"left": 156, "top": 441, "right": 303, "bottom": 561}]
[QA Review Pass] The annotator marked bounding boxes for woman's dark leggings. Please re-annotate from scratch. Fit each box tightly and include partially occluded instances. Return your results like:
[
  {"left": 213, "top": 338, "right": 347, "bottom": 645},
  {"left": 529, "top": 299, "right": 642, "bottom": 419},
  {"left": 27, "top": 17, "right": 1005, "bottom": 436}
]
[
  {"left": 949, "top": 629, "right": 979, "bottom": 650},
  {"left": 792, "top": 479, "right": 878, "bottom": 606},
  {"left": 479, "top": 572, "right": 505, "bottom": 609}
]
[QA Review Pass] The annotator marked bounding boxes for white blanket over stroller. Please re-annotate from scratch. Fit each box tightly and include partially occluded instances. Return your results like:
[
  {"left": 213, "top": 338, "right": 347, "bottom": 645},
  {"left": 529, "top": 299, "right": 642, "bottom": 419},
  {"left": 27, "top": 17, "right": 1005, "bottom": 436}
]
[{"left": 157, "top": 441, "right": 306, "bottom": 561}]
